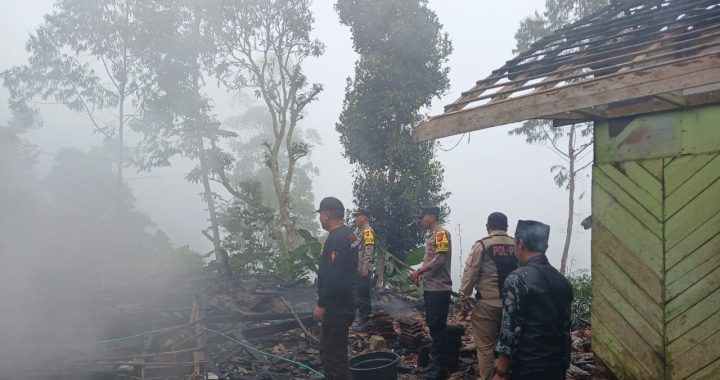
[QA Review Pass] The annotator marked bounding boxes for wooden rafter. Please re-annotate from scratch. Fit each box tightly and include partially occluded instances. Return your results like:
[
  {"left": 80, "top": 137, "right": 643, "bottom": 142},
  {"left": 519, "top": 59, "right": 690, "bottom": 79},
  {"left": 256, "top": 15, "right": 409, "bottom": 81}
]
[{"left": 416, "top": 0, "right": 720, "bottom": 141}]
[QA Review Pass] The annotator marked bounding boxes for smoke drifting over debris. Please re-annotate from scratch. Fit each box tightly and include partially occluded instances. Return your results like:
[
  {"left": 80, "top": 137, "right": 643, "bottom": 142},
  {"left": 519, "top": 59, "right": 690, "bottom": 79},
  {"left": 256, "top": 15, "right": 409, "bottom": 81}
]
[{"left": 0, "top": 120, "right": 202, "bottom": 378}]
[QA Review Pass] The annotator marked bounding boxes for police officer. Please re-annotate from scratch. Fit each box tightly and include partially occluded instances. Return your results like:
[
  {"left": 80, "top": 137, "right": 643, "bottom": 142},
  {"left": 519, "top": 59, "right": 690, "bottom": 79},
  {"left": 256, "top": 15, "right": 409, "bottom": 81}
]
[
  {"left": 410, "top": 206, "right": 452, "bottom": 380},
  {"left": 494, "top": 220, "right": 573, "bottom": 380},
  {"left": 353, "top": 208, "right": 375, "bottom": 323},
  {"left": 459, "top": 212, "right": 516, "bottom": 380},
  {"left": 314, "top": 197, "right": 359, "bottom": 380}
]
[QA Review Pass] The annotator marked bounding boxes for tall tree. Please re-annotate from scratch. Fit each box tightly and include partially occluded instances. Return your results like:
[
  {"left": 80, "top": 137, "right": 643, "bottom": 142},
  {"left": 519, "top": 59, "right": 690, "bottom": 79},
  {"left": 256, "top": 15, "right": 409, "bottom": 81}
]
[
  {"left": 131, "top": 0, "right": 234, "bottom": 275},
  {"left": 2, "top": 0, "right": 156, "bottom": 212},
  {"left": 209, "top": 0, "right": 324, "bottom": 278},
  {"left": 220, "top": 106, "right": 320, "bottom": 276},
  {"left": 512, "top": 0, "right": 607, "bottom": 274},
  {"left": 335, "top": 0, "right": 452, "bottom": 285}
]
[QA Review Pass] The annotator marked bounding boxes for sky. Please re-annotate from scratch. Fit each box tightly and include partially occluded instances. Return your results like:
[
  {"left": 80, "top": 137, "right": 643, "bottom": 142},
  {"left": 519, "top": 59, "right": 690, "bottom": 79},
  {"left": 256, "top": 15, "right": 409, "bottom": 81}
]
[{"left": 0, "top": 0, "right": 593, "bottom": 288}]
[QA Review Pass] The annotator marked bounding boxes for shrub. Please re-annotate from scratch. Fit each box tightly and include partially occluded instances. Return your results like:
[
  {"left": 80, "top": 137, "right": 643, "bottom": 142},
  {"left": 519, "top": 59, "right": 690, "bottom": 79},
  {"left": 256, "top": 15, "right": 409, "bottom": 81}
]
[{"left": 568, "top": 271, "right": 591, "bottom": 328}]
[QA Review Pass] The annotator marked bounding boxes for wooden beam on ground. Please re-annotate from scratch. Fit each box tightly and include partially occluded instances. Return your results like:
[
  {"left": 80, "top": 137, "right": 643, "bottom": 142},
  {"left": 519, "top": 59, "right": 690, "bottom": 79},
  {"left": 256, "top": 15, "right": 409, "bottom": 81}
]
[
  {"left": 414, "top": 53, "right": 720, "bottom": 142},
  {"left": 240, "top": 315, "right": 316, "bottom": 339},
  {"left": 280, "top": 297, "right": 319, "bottom": 343}
]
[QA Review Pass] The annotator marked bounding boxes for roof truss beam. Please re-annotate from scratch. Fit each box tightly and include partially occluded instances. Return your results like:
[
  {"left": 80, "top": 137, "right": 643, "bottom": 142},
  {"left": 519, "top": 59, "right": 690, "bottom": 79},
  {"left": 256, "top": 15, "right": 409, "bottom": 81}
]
[{"left": 414, "top": 53, "right": 720, "bottom": 142}]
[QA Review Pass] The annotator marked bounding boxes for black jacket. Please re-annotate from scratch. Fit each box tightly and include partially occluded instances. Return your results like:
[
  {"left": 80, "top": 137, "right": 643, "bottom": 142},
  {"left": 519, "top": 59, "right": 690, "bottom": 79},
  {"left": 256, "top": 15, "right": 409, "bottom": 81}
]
[
  {"left": 497, "top": 255, "right": 573, "bottom": 373},
  {"left": 317, "top": 225, "right": 359, "bottom": 313}
]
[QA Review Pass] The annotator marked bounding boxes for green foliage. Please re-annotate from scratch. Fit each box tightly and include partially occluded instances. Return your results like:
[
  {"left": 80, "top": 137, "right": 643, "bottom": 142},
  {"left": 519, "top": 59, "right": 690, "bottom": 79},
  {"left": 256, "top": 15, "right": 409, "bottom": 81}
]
[
  {"left": 285, "top": 229, "right": 323, "bottom": 280},
  {"left": 131, "top": 0, "right": 235, "bottom": 172},
  {"left": 1, "top": 0, "right": 159, "bottom": 169},
  {"left": 567, "top": 271, "right": 592, "bottom": 328},
  {"left": 222, "top": 106, "right": 320, "bottom": 238},
  {"left": 380, "top": 248, "right": 423, "bottom": 297},
  {"left": 209, "top": 0, "right": 325, "bottom": 277},
  {"left": 224, "top": 183, "right": 323, "bottom": 281},
  {"left": 223, "top": 180, "right": 280, "bottom": 274},
  {"left": 335, "top": 0, "right": 452, "bottom": 256},
  {"left": 403, "top": 247, "right": 425, "bottom": 266}
]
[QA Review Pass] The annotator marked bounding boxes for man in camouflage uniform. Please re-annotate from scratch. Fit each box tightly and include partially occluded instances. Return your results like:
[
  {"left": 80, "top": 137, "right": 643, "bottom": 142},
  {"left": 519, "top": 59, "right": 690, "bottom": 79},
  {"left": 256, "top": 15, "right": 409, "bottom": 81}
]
[
  {"left": 494, "top": 220, "right": 572, "bottom": 380},
  {"left": 411, "top": 206, "right": 452, "bottom": 380},
  {"left": 353, "top": 208, "right": 375, "bottom": 322},
  {"left": 459, "top": 212, "right": 516, "bottom": 380}
]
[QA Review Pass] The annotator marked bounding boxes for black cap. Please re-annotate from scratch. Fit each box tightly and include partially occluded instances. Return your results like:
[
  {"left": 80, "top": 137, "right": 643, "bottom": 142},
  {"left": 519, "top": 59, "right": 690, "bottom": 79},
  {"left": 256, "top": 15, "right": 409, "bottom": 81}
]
[
  {"left": 315, "top": 197, "right": 345, "bottom": 213},
  {"left": 487, "top": 212, "right": 508, "bottom": 229},
  {"left": 417, "top": 206, "right": 440, "bottom": 219},
  {"left": 353, "top": 208, "right": 371, "bottom": 217},
  {"left": 515, "top": 220, "right": 550, "bottom": 253}
]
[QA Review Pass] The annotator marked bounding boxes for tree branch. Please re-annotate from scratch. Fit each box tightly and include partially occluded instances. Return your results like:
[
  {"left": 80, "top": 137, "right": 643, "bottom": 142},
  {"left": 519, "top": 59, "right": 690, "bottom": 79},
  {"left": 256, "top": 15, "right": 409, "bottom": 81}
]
[
  {"left": 573, "top": 160, "right": 593, "bottom": 176},
  {"left": 541, "top": 125, "right": 569, "bottom": 159}
]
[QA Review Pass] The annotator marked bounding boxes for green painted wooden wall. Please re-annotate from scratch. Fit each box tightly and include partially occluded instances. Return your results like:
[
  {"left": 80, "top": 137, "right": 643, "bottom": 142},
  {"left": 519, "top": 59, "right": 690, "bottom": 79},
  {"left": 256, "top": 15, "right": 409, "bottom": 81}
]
[{"left": 592, "top": 105, "right": 720, "bottom": 379}]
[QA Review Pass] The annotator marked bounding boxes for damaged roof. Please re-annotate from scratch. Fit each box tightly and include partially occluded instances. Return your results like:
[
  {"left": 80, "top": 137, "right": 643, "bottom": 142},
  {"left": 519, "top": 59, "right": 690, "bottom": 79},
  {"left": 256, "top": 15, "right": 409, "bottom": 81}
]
[{"left": 415, "top": 0, "right": 720, "bottom": 141}]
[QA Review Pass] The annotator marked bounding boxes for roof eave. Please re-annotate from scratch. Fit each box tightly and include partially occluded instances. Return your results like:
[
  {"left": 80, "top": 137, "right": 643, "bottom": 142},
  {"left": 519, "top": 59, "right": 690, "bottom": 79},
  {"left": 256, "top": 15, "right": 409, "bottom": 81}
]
[{"left": 414, "top": 53, "right": 720, "bottom": 142}]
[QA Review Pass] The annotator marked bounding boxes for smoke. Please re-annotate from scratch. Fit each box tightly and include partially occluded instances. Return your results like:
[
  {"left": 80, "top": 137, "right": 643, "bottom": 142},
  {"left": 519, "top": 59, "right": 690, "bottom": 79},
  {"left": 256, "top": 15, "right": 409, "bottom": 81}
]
[{"left": 0, "top": 128, "right": 199, "bottom": 378}]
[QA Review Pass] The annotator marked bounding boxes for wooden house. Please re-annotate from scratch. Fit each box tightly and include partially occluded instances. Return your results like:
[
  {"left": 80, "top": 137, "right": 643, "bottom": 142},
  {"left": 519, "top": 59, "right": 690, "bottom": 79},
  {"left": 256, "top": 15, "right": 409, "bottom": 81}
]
[{"left": 415, "top": 1, "right": 720, "bottom": 378}]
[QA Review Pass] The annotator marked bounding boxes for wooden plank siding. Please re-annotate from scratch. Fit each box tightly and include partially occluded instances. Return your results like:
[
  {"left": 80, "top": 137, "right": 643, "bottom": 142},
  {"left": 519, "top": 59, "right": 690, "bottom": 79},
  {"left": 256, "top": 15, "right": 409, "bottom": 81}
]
[
  {"left": 592, "top": 158, "right": 666, "bottom": 380},
  {"left": 663, "top": 153, "right": 720, "bottom": 379},
  {"left": 592, "top": 149, "right": 720, "bottom": 379}
]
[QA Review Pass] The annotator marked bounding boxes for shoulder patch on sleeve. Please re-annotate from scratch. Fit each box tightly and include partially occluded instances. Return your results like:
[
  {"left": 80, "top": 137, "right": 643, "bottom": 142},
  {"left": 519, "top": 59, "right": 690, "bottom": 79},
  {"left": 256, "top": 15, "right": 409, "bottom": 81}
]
[
  {"left": 435, "top": 230, "right": 449, "bottom": 253},
  {"left": 363, "top": 228, "right": 375, "bottom": 245}
]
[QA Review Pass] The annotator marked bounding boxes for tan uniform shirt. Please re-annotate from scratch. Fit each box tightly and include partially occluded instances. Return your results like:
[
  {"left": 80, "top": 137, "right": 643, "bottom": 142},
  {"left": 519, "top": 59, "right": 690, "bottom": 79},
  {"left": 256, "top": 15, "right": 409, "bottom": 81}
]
[
  {"left": 459, "top": 230, "right": 516, "bottom": 307},
  {"left": 422, "top": 226, "right": 453, "bottom": 291},
  {"left": 357, "top": 225, "right": 375, "bottom": 272}
]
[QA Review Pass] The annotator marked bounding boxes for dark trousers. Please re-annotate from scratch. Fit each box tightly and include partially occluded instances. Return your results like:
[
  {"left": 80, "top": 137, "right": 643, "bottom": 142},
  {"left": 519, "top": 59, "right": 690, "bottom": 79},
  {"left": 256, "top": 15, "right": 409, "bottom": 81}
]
[
  {"left": 424, "top": 290, "right": 451, "bottom": 370},
  {"left": 320, "top": 310, "right": 354, "bottom": 380},
  {"left": 356, "top": 272, "right": 372, "bottom": 319},
  {"left": 509, "top": 367, "right": 566, "bottom": 380}
]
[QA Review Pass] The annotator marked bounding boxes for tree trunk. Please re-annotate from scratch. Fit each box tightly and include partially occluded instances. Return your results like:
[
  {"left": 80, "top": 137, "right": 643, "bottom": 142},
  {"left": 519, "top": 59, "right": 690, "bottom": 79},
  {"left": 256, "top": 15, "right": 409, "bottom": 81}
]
[
  {"left": 118, "top": 95, "right": 124, "bottom": 210},
  {"left": 199, "top": 140, "right": 231, "bottom": 276},
  {"left": 190, "top": 37, "right": 230, "bottom": 276},
  {"left": 268, "top": 151, "right": 291, "bottom": 277},
  {"left": 560, "top": 126, "right": 576, "bottom": 275},
  {"left": 378, "top": 127, "right": 399, "bottom": 287}
]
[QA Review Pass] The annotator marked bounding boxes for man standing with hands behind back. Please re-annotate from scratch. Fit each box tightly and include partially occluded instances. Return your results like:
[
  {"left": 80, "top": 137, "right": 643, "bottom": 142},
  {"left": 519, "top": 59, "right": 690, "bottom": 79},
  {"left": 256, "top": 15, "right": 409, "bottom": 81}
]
[
  {"left": 411, "top": 206, "right": 452, "bottom": 380},
  {"left": 314, "top": 197, "right": 359, "bottom": 380}
]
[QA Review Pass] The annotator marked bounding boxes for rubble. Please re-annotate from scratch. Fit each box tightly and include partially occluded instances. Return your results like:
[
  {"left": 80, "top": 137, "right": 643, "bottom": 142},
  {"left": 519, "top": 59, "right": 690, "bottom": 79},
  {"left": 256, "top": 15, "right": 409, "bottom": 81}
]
[
  {"left": 7, "top": 270, "right": 595, "bottom": 380},
  {"left": 365, "top": 313, "right": 396, "bottom": 340},
  {"left": 397, "top": 318, "right": 425, "bottom": 350}
]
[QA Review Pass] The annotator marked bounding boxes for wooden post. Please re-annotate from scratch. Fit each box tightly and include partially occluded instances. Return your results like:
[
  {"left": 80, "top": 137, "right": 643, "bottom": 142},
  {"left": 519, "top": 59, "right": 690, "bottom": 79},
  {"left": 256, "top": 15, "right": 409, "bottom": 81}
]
[{"left": 190, "top": 296, "right": 206, "bottom": 379}]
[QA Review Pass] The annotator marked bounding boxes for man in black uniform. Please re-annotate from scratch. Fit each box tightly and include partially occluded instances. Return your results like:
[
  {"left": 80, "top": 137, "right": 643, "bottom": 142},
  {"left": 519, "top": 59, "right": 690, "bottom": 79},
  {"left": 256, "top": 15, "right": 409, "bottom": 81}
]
[
  {"left": 494, "top": 220, "right": 573, "bottom": 380},
  {"left": 314, "top": 197, "right": 359, "bottom": 380}
]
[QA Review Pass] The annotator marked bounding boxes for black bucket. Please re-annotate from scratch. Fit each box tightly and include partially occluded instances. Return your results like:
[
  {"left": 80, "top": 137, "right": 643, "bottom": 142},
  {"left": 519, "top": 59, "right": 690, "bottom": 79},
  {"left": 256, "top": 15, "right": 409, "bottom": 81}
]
[{"left": 349, "top": 351, "right": 399, "bottom": 380}]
